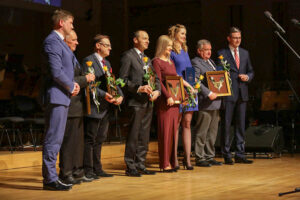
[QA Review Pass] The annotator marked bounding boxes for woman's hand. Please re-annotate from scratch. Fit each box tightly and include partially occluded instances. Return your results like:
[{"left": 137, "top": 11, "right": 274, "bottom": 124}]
[{"left": 167, "top": 97, "right": 175, "bottom": 106}]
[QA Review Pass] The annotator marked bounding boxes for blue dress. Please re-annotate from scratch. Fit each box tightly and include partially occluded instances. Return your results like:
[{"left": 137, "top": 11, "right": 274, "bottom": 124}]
[{"left": 171, "top": 49, "right": 198, "bottom": 112}]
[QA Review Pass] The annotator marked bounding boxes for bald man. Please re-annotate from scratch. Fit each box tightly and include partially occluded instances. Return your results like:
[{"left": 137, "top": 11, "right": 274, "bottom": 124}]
[{"left": 59, "top": 30, "right": 95, "bottom": 185}]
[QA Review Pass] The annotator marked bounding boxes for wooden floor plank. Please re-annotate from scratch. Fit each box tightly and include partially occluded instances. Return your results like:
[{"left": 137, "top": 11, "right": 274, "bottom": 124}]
[{"left": 0, "top": 142, "right": 300, "bottom": 200}]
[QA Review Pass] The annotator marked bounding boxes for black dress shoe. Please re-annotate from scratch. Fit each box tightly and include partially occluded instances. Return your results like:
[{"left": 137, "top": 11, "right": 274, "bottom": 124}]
[
  {"left": 60, "top": 176, "right": 81, "bottom": 185},
  {"left": 86, "top": 173, "right": 100, "bottom": 180},
  {"left": 125, "top": 169, "right": 142, "bottom": 177},
  {"left": 208, "top": 159, "right": 222, "bottom": 166},
  {"left": 196, "top": 161, "right": 212, "bottom": 167},
  {"left": 43, "top": 180, "right": 72, "bottom": 191},
  {"left": 224, "top": 158, "right": 234, "bottom": 165},
  {"left": 75, "top": 175, "right": 93, "bottom": 182},
  {"left": 95, "top": 170, "right": 114, "bottom": 177},
  {"left": 161, "top": 168, "right": 173, "bottom": 173},
  {"left": 137, "top": 168, "right": 156, "bottom": 175},
  {"left": 235, "top": 157, "right": 253, "bottom": 164}
]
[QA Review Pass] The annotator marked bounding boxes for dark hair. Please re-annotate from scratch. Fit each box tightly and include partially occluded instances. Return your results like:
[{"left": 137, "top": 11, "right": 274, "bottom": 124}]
[
  {"left": 133, "top": 30, "right": 147, "bottom": 39},
  {"left": 228, "top": 27, "right": 241, "bottom": 37},
  {"left": 93, "top": 34, "right": 110, "bottom": 46}
]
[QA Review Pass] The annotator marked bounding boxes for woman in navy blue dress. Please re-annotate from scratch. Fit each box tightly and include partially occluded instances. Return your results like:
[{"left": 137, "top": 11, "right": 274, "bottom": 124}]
[{"left": 168, "top": 24, "right": 197, "bottom": 170}]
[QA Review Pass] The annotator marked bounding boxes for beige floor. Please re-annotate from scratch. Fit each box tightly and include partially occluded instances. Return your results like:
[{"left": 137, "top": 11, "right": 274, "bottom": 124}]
[{"left": 0, "top": 142, "right": 300, "bottom": 200}]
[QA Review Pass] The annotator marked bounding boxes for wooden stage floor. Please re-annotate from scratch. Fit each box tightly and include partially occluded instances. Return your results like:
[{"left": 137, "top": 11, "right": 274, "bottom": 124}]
[{"left": 0, "top": 142, "right": 300, "bottom": 200}]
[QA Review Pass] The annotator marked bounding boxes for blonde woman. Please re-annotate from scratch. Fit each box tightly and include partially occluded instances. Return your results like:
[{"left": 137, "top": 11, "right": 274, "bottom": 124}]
[
  {"left": 168, "top": 24, "right": 196, "bottom": 170},
  {"left": 152, "top": 35, "right": 179, "bottom": 172}
]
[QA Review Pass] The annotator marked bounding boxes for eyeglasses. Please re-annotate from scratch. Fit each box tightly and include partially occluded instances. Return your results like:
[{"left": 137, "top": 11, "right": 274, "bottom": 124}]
[{"left": 99, "top": 43, "right": 111, "bottom": 48}]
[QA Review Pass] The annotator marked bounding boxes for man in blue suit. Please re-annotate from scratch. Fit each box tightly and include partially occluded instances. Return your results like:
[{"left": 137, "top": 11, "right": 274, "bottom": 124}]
[
  {"left": 217, "top": 27, "right": 254, "bottom": 165},
  {"left": 42, "top": 9, "right": 80, "bottom": 190}
]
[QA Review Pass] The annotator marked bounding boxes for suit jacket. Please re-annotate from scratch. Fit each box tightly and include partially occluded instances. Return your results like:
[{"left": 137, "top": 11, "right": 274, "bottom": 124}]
[
  {"left": 191, "top": 56, "right": 221, "bottom": 110},
  {"left": 217, "top": 47, "right": 254, "bottom": 102},
  {"left": 68, "top": 63, "right": 88, "bottom": 117},
  {"left": 119, "top": 48, "right": 161, "bottom": 107},
  {"left": 82, "top": 53, "right": 124, "bottom": 119},
  {"left": 42, "top": 31, "right": 76, "bottom": 106}
]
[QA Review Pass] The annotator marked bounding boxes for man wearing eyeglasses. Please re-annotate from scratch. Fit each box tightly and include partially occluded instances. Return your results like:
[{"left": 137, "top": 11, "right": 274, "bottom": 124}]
[
  {"left": 217, "top": 27, "right": 254, "bottom": 165},
  {"left": 81, "top": 34, "right": 124, "bottom": 179}
]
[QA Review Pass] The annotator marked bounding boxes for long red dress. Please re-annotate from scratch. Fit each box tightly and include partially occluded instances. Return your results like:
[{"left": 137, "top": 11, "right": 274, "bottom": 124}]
[{"left": 152, "top": 57, "right": 179, "bottom": 169}]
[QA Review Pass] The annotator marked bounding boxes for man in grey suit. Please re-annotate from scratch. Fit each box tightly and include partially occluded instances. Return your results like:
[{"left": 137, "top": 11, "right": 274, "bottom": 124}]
[
  {"left": 191, "top": 39, "right": 222, "bottom": 167},
  {"left": 120, "top": 30, "right": 161, "bottom": 177}
]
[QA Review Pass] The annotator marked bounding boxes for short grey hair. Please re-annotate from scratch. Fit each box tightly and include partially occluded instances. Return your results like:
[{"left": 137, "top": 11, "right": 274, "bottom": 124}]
[
  {"left": 229, "top": 27, "right": 241, "bottom": 37},
  {"left": 196, "top": 39, "right": 211, "bottom": 50}
]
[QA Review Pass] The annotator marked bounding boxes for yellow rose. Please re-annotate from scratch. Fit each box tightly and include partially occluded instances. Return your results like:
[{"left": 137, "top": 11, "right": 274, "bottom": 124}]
[
  {"left": 103, "top": 65, "right": 108, "bottom": 72},
  {"left": 86, "top": 61, "right": 93, "bottom": 67},
  {"left": 194, "top": 83, "right": 200, "bottom": 89},
  {"left": 143, "top": 57, "right": 148, "bottom": 63},
  {"left": 199, "top": 75, "right": 204, "bottom": 81},
  {"left": 218, "top": 55, "right": 224, "bottom": 60}
]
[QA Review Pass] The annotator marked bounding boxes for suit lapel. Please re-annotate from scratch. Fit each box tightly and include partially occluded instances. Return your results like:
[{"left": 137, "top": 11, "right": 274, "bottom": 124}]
[
  {"left": 53, "top": 31, "right": 78, "bottom": 69},
  {"left": 226, "top": 48, "right": 238, "bottom": 72},
  {"left": 199, "top": 58, "right": 215, "bottom": 71},
  {"left": 131, "top": 49, "right": 144, "bottom": 66},
  {"left": 92, "top": 54, "right": 105, "bottom": 74}
]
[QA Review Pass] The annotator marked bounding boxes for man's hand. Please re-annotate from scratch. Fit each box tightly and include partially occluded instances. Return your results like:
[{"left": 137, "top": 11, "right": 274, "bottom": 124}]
[
  {"left": 85, "top": 73, "right": 95, "bottom": 83},
  {"left": 239, "top": 74, "right": 249, "bottom": 82},
  {"left": 167, "top": 97, "right": 174, "bottom": 106},
  {"left": 114, "top": 96, "right": 123, "bottom": 105},
  {"left": 208, "top": 92, "right": 218, "bottom": 100},
  {"left": 71, "top": 82, "right": 80, "bottom": 96},
  {"left": 137, "top": 85, "right": 153, "bottom": 95},
  {"left": 149, "top": 90, "right": 160, "bottom": 101},
  {"left": 105, "top": 92, "right": 115, "bottom": 103}
]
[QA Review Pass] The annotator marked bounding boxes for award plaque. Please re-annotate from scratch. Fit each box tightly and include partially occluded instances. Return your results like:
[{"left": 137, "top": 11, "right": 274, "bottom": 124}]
[
  {"left": 165, "top": 76, "right": 185, "bottom": 104},
  {"left": 206, "top": 71, "right": 232, "bottom": 96}
]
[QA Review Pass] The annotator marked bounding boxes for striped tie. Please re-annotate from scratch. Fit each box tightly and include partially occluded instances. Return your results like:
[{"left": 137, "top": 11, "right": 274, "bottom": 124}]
[{"left": 234, "top": 48, "right": 240, "bottom": 69}]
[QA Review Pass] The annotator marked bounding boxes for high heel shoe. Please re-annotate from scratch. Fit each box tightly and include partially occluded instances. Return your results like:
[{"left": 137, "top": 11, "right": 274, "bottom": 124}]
[
  {"left": 182, "top": 159, "right": 194, "bottom": 170},
  {"left": 174, "top": 165, "right": 180, "bottom": 170}
]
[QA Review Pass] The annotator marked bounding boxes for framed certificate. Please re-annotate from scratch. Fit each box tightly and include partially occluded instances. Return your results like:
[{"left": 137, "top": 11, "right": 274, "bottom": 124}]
[
  {"left": 206, "top": 71, "right": 232, "bottom": 96},
  {"left": 165, "top": 76, "right": 185, "bottom": 104}
]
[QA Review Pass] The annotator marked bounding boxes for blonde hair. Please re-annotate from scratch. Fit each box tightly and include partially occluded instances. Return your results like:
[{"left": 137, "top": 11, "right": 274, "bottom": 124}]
[
  {"left": 155, "top": 35, "right": 172, "bottom": 60},
  {"left": 168, "top": 24, "right": 188, "bottom": 54},
  {"left": 52, "top": 9, "right": 73, "bottom": 27}
]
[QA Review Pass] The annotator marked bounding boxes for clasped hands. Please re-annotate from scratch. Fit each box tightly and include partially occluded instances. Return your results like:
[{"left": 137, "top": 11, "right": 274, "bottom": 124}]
[
  {"left": 105, "top": 93, "right": 123, "bottom": 105},
  {"left": 238, "top": 74, "right": 249, "bottom": 82},
  {"left": 138, "top": 85, "right": 160, "bottom": 101}
]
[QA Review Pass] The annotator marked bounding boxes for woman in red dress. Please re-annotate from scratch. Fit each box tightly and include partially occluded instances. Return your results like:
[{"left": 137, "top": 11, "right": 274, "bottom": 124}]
[{"left": 152, "top": 35, "right": 179, "bottom": 172}]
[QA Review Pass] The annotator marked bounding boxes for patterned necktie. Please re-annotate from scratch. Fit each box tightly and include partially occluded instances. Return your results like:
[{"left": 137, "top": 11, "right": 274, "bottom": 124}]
[{"left": 234, "top": 48, "right": 240, "bottom": 69}]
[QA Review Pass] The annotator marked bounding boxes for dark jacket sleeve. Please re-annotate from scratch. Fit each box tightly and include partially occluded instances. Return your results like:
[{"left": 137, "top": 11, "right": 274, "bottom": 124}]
[{"left": 120, "top": 53, "right": 140, "bottom": 93}]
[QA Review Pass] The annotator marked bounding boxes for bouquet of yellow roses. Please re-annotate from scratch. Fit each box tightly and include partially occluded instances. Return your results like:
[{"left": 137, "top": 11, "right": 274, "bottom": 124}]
[
  {"left": 85, "top": 61, "right": 101, "bottom": 113},
  {"left": 103, "top": 65, "right": 125, "bottom": 111},
  {"left": 143, "top": 56, "right": 156, "bottom": 106}
]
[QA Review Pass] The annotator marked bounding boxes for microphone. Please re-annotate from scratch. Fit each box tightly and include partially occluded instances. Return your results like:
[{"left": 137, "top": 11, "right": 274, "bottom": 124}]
[
  {"left": 264, "top": 11, "right": 286, "bottom": 34},
  {"left": 291, "top": 18, "right": 300, "bottom": 28}
]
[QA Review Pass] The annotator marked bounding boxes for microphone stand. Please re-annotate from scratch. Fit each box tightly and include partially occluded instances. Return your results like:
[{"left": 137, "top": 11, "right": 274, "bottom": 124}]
[{"left": 273, "top": 30, "right": 300, "bottom": 197}]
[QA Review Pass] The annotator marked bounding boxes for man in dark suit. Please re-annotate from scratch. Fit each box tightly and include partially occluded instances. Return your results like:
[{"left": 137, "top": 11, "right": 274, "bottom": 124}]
[
  {"left": 191, "top": 39, "right": 222, "bottom": 167},
  {"left": 82, "top": 34, "right": 124, "bottom": 179},
  {"left": 217, "top": 27, "right": 254, "bottom": 165},
  {"left": 119, "top": 30, "right": 161, "bottom": 177},
  {"left": 59, "top": 30, "right": 95, "bottom": 184},
  {"left": 42, "top": 9, "right": 80, "bottom": 191}
]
